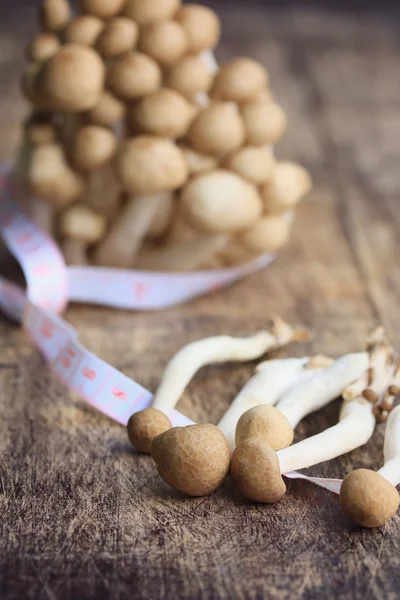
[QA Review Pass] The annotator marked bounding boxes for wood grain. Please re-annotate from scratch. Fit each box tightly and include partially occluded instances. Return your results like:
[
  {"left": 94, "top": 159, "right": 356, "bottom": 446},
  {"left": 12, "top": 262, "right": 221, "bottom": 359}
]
[{"left": 1, "top": 4, "right": 400, "bottom": 599}]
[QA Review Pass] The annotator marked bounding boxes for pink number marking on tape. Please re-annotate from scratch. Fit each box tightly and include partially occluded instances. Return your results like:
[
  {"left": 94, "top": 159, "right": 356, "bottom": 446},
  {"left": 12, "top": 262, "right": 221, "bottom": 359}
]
[{"left": 0, "top": 169, "right": 343, "bottom": 494}]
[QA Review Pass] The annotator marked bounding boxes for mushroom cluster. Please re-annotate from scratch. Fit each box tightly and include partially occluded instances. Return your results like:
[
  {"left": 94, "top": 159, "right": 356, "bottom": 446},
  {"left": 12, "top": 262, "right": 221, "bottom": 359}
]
[
  {"left": 14, "top": 0, "right": 311, "bottom": 270},
  {"left": 127, "top": 324, "right": 400, "bottom": 528}
]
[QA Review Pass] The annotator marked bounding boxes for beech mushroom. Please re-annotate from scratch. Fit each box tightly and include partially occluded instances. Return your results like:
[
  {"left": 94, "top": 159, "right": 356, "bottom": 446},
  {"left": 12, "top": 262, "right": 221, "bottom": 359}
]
[
  {"left": 37, "top": 44, "right": 105, "bottom": 111},
  {"left": 85, "top": 90, "right": 126, "bottom": 127},
  {"left": 166, "top": 55, "right": 213, "bottom": 102},
  {"left": 128, "top": 319, "right": 309, "bottom": 453},
  {"left": 96, "top": 18, "right": 139, "bottom": 59},
  {"left": 240, "top": 101, "right": 287, "bottom": 146},
  {"left": 64, "top": 15, "right": 105, "bottom": 46},
  {"left": 107, "top": 52, "right": 162, "bottom": 101},
  {"left": 175, "top": 5, "right": 221, "bottom": 53},
  {"left": 231, "top": 330, "right": 394, "bottom": 503},
  {"left": 70, "top": 125, "right": 117, "bottom": 171},
  {"left": 40, "top": 0, "right": 71, "bottom": 33},
  {"left": 223, "top": 146, "right": 275, "bottom": 186},
  {"left": 94, "top": 136, "right": 188, "bottom": 267},
  {"left": 186, "top": 103, "right": 245, "bottom": 156},
  {"left": 218, "top": 355, "right": 335, "bottom": 450},
  {"left": 28, "top": 143, "right": 84, "bottom": 207},
  {"left": 211, "top": 58, "right": 268, "bottom": 103},
  {"left": 123, "top": 0, "right": 180, "bottom": 26},
  {"left": 262, "top": 162, "right": 312, "bottom": 214},
  {"left": 146, "top": 194, "right": 175, "bottom": 240},
  {"left": 60, "top": 204, "right": 107, "bottom": 265},
  {"left": 178, "top": 145, "right": 217, "bottom": 175},
  {"left": 128, "top": 88, "right": 196, "bottom": 138},
  {"left": 80, "top": 0, "right": 127, "bottom": 18},
  {"left": 340, "top": 404, "right": 400, "bottom": 528},
  {"left": 138, "top": 21, "right": 188, "bottom": 66},
  {"left": 26, "top": 33, "right": 60, "bottom": 62},
  {"left": 151, "top": 424, "right": 230, "bottom": 496}
]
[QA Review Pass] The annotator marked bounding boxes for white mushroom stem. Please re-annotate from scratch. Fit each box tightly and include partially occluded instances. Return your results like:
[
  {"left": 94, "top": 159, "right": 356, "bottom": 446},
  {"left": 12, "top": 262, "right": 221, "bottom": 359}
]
[
  {"left": 152, "top": 319, "right": 309, "bottom": 417},
  {"left": 275, "top": 352, "right": 370, "bottom": 429},
  {"left": 94, "top": 193, "right": 171, "bottom": 267},
  {"left": 61, "top": 238, "right": 88, "bottom": 265},
  {"left": 277, "top": 337, "right": 394, "bottom": 474},
  {"left": 218, "top": 356, "right": 334, "bottom": 449},
  {"left": 84, "top": 164, "right": 122, "bottom": 218},
  {"left": 136, "top": 234, "right": 229, "bottom": 271},
  {"left": 378, "top": 405, "right": 400, "bottom": 486}
]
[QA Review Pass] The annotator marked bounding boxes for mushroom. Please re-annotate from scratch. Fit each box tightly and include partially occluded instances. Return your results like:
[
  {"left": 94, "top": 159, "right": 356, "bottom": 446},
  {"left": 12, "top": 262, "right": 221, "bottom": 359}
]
[
  {"left": 151, "top": 424, "right": 230, "bottom": 496},
  {"left": 186, "top": 103, "right": 245, "bottom": 156},
  {"left": 59, "top": 204, "right": 107, "bottom": 265},
  {"left": 70, "top": 125, "right": 117, "bottom": 172},
  {"left": 28, "top": 143, "right": 85, "bottom": 207},
  {"left": 26, "top": 33, "right": 61, "bottom": 62},
  {"left": 218, "top": 355, "right": 335, "bottom": 450},
  {"left": 175, "top": 4, "right": 221, "bottom": 53},
  {"left": 340, "top": 403, "right": 400, "bottom": 528},
  {"left": 223, "top": 146, "right": 275, "bottom": 186},
  {"left": 107, "top": 52, "right": 162, "bottom": 101},
  {"left": 123, "top": 0, "right": 181, "bottom": 26},
  {"left": 235, "top": 214, "right": 292, "bottom": 255},
  {"left": 128, "top": 318, "right": 309, "bottom": 453},
  {"left": 127, "top": 408, "right": 173, "bottom": 454},
  {"left": 128, "top": 88, "right": 196, "bottom": 138},
  {"left": 85, "top": 90, "right": 126, "bottom": 128},
  {"left": 40, "top": 0, "right": 71, "bottom": 33},
  {"left": 262, "top": 162, "right": 312, "bottom": 215},
  {"left": 151, "top": 169, "right": 262, "bottom": 272},
  {"left": 94, "top": 136, "right": 188, "bottom": 267},
  {"left": 178, "top": 145, "right": 218, "bottom": 175},
  {"left": 240, "top": 101, "right": 287, "bottom": 146},
  {"left": 166, "top": 55, "right": 213, "bottom": 102},
  {"left": 231, "top": 330, "right": 394, "bottom": 503},
  {"left": 138, "top": 21, "right": 188, "bottom": 66},
  {"left": 96, "top": 17, "right": 139, "bottom": 59},
  {"left": 211, "top": 58, "right": 268, "bottom": 103},
  {"left": 64, "top": 15, "right": 105, "bottom": 46},
  {"left": 80, "top": 0, "right": 127, "bottom": 18},
  {"left": 37, "top": 44, "right": 105, "bottom": 111},
  {"left": 146, "top": 194, "right": 175, "bottom": 240}
]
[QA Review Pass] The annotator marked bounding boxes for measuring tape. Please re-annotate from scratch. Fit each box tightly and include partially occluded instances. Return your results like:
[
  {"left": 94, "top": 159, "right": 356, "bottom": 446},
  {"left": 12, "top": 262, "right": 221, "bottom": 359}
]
[{"left": 0, "top": 169, "right": 342, "bottom": 494}]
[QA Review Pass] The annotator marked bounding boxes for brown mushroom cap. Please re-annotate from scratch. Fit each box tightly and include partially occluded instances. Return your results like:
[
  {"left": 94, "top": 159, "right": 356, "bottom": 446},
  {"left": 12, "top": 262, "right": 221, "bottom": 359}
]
[
  {"left": 26, "top": 33, "right": 60, "bottom": 62},
  {"left": 85, "top": 90, "right": 126, "bottom": 127},
  {"left": 127, "top": 408, "right": 173, "bottom": 453},
  {"left": 262, "top": 162, "right": 312, "bottom": 214},
  {"left": 138, "top": 21, "right": 188, "bottom": 66},
  {"left": 59, "top": 204, "right": 107, "bottom": 243},
  {"left": 223, "top": 146, "right": 275, "bottom": 185},
  {"left": 340, "top": 469, "right": 400, "bottom": 528},
  {"left": 37, "top": 44, "right": 105, "bottom": 112},
  {"left": 123, "top": 0, "right": 180, "bottom": 26},
  {"left": 81, "top": 0, "right": 127, "bottom": 18},
  {"left": 187, "top": 103, "right": 245, "bottom": 156},
  {"left": 40, "top": 0, "right": 71, "bottom": 32},
  {"left": 116, "top": 136, "right": 188, "bottom": 195},
  {"left": 231, "top": 437, "right": 286, "bottom": 503},
  {"left": 235, "top": 406, "right": 294, "bottom": 450},
  {"left": 96, "top": 17, "right": 139, "bottom": 59},
  {"left": 167, "top": 55, "right": 213, "bottom": 100},
  {"left": 237, "top": 215, "right": 291, "bottom": 254},
  {"left": 128, "top": 88, "right": 195, "bottom": 138},
  {"left": 64, "top": 15, "right": 105, "bottom": 46},
  {"left": 107, "top": 52, "right": 161, "bottom": 101},
  {"left": 71, "top": 126, "right": 117, "bottom": 171},
  {"left": 179, "top": 145, "right": 218, "bottom": 175},
  {"left": 28, "top": 143, "right": 84, "bottom": 207},
  {"left": 151, "top": 424, "right": 230, "bottom": 496},
  {"left": 241, "top": 101, "right": 287, "bottom": 146},
  {"left": 181, "top": 170, "right": 263, "bottom": 234},
  {"left": 175, "top": 4, "right": 221, "bottom": 53},
  {"left": 211, "top": 58, "right": 268, "bottom": 103}
]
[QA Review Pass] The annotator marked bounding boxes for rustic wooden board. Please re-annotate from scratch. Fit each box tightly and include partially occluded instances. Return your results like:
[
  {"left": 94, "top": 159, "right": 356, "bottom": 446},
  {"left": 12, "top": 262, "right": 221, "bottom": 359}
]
[{"left": 1, "top": 4, "right": 400, "bottom": 599}]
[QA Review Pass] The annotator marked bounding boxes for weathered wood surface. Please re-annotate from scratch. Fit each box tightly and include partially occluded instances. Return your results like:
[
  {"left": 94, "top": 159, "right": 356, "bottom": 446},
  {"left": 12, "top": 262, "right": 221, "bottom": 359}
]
[{"left": 1, "top": 4, "right": 400, "bottom": 599}]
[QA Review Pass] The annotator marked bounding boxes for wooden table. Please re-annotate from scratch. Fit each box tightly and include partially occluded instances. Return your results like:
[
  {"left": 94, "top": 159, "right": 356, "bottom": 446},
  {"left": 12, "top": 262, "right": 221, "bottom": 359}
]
[{"left": 1, "top": 4, "right": 400, "bottom": 599}]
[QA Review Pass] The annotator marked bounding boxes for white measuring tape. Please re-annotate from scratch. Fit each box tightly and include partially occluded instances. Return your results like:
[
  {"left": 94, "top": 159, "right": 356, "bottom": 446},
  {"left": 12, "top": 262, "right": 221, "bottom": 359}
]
[{"left": 0, "top": 168, "right": 342, "bottom": 494}]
